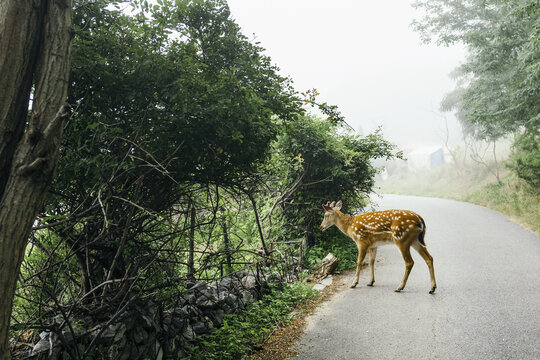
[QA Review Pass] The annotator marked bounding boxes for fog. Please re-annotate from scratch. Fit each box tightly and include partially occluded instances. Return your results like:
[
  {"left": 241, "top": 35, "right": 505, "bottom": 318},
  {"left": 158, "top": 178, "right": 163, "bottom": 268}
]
[{"left": 227, "top": 0, "right": 466, "bottom": 150}]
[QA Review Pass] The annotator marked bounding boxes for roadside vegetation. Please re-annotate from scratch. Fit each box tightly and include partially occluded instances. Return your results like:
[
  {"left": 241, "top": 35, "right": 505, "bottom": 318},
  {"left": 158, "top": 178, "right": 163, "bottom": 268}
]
[
  {"left": 193, "top": 283, "right": 317, "bottom": 360},
  {"left": 378, "top": 158, "right": 540, "bottom": 234},
  {"left": 4, "top": 1, "right": 398, "bottom": 359}
]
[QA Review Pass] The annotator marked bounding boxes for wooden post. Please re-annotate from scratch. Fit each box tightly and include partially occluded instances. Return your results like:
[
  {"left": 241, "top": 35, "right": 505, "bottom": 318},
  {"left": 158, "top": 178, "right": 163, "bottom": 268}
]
[{"left": 247, "top": 192, "right": 269, "bottom": 256}]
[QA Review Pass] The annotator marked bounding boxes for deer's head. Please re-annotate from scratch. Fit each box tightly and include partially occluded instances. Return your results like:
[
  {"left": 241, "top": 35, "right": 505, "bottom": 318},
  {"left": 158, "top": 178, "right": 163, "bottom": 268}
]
[{"left": 320, "top": 200, "right": 342, "bottom": 231}]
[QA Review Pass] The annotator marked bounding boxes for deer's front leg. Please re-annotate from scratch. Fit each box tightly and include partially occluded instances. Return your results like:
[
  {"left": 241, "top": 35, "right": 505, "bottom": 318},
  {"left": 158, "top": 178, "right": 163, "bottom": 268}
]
[{"left": 351, "top": 246, "right": 368, "bottom": 288}]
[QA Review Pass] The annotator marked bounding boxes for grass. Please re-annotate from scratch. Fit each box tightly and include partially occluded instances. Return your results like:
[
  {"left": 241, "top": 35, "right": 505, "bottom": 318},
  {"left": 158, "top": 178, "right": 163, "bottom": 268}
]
[
  {"left": 464, "top": 177, "right": 540, "bottom": 233},
  {"left": 378, "top": 162, "right": 540, "bottom": 234}
]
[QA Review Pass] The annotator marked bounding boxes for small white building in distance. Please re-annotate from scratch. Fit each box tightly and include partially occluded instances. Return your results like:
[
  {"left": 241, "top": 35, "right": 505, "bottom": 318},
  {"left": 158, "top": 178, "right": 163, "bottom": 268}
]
[{"left": 406, "top": 145, "right": 452, "bottom": 172}]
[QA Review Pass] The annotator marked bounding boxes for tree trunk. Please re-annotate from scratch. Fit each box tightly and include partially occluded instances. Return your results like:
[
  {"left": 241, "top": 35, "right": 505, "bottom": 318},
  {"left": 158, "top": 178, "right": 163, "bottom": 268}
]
[
  {"left": 187, "top": 200, "right": 196, "bottom": 279},
  {"left": 313, "top": 253, "right": 339, "bottom": 280},
  {"left": 0, "top": 1, "right": 72, "bottom": 358},
  {"left": 222, "top": 220, "right": 232, "bottom": 273},
  {"left": 247, "top": 192, "right": 269, "bottom": 256}
]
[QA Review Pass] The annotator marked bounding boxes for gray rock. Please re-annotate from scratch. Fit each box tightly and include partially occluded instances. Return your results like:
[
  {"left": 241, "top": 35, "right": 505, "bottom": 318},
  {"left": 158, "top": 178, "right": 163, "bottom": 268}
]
[
  {"left": 196, "top": 287, "right": 218, "bottom": 308},
  {"left": 219, "top": 276, "right": 241, "bottom": 290},
  {"left": 240, "top": 290, "right": 254, "bottom": 304},
  {"left": 182, "top": 304, "right": 201, "bottom": 318},
  {"left": 61, "top": 330, "right": 74, "bottom": 343},
  {"left": 31, "top": 338, "right": 50, "bottom": 355},
  {"left": 101, "top": 323, "right": 119, "bottom": 339},
  {"left": 192, "top": 321, "right": 209, "bottom": 335},
  {"left": 320, "top": 275, "right": 333, "bottom": 286},
  {"left": 172, "top": 317, "right": 187, "bottom": 330},
  {"left": 182, "top": 325, "right": 195, "bottom": 341},
  {"left": 225, "top": 293, "right": 238, "bottom": 306},
  {"left": 119, "top": 343, "right": 132, "bottom": 360},
  {"left": 107, "top": 344, "right": 119, "bottom": 359},
  {"left": 188, "top": 281, "right": 209, "bottom": 296},
  {"left": 141, "top": 314, "right": 154, "bottom": 328},
  {"left": 313, "top": 284, "right": 326, "bottom": 291},
  {"left": 173, "top": 306, "right": 189, "bottom": 318},
  {"left": 196, "top": 298, "right": 217, "bottom": 309},
  {"left": 241, "top": 275, "right": 257, "bottom": 289},
  {"left": 210, "top": 309, "right": 224, "bottom": 327},
  {"left": 114, "top": 324, "right": 127, "bottom": 343},
  {"left": 133, "top": 327, "right": 148, "bottom": 344},
  {"left": 217, "top": 290, "right": 229, "bottom": 303},
  {"left": 221, "top": 303, "right": 232, "bottom": 314}
]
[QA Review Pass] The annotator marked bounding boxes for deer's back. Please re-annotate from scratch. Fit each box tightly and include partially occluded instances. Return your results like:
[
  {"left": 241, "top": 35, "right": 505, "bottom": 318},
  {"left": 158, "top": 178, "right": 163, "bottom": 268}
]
[{"left": 350, "top": 210, "right": 424, "bottom": 244}]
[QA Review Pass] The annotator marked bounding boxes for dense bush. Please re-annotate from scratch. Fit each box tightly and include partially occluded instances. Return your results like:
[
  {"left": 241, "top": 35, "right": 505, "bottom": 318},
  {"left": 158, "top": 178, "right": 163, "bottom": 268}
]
[
  {"left": 509, "top": 131, "right": 540, "bottom": 187},
  {"left": 273, "top": 116, "right": 398, "bottom": 247}
]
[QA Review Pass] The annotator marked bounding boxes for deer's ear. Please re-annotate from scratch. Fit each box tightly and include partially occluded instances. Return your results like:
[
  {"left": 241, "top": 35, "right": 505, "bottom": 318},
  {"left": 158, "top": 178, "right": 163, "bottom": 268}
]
[
  {"left": 329, "top": 201, "right": 336, "bottom": 208},
  {"left": 322, "top": 204, "right": 332, "bottom": 212},
  {"left": 335, "top": 200, "right": 342, "bottom": 210}
]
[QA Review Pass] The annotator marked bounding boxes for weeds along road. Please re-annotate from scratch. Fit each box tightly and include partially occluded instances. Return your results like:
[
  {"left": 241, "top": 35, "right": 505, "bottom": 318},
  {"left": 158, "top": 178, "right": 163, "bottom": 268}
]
[{"left": 292, "top": 194, "right": 540, "bottom": 360}]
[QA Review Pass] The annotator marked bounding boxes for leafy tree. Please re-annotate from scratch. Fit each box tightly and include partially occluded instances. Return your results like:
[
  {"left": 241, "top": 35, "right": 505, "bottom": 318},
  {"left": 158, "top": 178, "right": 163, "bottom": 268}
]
[
  {"left": 36, "top": 0, "right": 302, "bottom": 301},
  {"left": 270, "top": 115, "right": 399, "bottom": 246},
  {"left": 413, "top": 0, "right": 539, "bottom": 140}
]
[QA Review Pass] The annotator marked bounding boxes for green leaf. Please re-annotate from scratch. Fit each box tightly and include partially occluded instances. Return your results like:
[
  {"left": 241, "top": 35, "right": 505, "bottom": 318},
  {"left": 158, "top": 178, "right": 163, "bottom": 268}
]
[{"left": 86, "top": 122, "right": 100, "bottom": 130}]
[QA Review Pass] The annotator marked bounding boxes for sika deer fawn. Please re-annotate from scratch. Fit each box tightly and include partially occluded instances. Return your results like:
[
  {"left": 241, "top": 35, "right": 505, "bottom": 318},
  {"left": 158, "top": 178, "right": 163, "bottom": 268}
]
[{"left": 320, "top": 201, "right": 436, "bottom": 294}]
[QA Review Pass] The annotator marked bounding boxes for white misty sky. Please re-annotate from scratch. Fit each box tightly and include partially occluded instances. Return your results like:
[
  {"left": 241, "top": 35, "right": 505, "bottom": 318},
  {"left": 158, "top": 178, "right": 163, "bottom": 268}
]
[{"left": 227, "top": 0, "right": 466, "bottom": 149}]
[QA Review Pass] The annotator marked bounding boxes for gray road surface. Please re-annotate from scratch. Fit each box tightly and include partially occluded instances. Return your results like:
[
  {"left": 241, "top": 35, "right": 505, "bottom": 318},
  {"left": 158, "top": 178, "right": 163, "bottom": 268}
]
[{"left": 293, "top": 195, "right": 540, "bottom": 360}]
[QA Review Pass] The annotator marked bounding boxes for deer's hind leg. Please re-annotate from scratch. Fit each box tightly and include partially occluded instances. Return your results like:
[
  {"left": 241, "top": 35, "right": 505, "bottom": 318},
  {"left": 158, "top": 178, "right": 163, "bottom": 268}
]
[
  {"left": 367, "top": 247, "right": 377, "bottom": 286},
  {"left": 412, "top": 241, "right": 437, "bottom": 294},
  {"left": 395, "top": 244, "right": 414, "bottom": 292}
]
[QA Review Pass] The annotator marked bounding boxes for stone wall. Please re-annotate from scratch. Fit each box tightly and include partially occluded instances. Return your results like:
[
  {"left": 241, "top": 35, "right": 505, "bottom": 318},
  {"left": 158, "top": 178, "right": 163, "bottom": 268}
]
[{"left": 18, "top": 271, "right": 274, "bottom": 359}]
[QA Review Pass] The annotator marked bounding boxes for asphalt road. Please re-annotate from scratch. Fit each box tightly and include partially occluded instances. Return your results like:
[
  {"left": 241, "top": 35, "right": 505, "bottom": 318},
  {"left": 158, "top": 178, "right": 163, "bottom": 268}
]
[{"left": 293, "top": 195, "right": 540, "bottom": 360}]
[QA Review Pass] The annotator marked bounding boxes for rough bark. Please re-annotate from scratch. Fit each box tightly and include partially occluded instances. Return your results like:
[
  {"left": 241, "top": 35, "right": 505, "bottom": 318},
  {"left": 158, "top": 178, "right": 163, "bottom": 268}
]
[{"left": 0, "top": 1, "right": 72, "bottom": 359}]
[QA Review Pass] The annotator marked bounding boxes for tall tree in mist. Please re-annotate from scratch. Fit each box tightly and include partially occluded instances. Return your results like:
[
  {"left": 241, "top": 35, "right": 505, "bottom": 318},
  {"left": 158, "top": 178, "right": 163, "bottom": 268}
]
[
  {"left": 412, "top": 0, "right": 539, "bottom": 184},
  {"left": 0, "top": 1, "right": 72, "bottom": 358},
  {"left": 413, "top": 0, "right": 539, "bottom": 139}
]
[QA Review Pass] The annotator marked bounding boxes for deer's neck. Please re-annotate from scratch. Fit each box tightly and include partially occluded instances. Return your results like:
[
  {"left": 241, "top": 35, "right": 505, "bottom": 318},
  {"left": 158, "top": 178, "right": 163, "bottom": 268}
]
[{"left": 334, "top": 210, "right": 353, "bottom": 237}]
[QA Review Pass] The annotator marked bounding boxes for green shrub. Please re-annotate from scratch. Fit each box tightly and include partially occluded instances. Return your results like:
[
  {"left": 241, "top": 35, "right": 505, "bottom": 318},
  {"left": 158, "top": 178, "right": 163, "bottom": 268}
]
[
  {"left": 509, "top": 131, "right": 540, "bottom": 187},
  {"left": 305, "top": 232, "right": 358, "bottom": 272},
  {"left": 191, "top": 283, "right": 317, "bottom": 360}
]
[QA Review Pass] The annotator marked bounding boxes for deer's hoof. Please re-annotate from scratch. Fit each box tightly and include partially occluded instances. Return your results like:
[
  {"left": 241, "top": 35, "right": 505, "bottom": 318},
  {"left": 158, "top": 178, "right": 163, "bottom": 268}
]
[
  {"left": 394, "top": 288, "right": 403, "bottom": 293},
  {"left": 367, "top": 282, "right": 374, "bottom": 287},
  {"left": 350, "top": 283, "right": 357, "bottom": 288}
]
